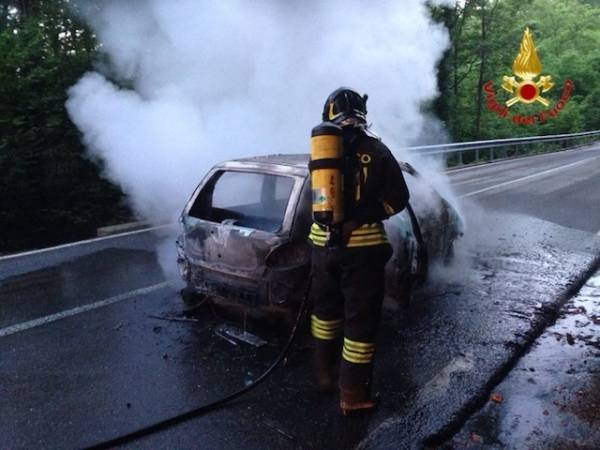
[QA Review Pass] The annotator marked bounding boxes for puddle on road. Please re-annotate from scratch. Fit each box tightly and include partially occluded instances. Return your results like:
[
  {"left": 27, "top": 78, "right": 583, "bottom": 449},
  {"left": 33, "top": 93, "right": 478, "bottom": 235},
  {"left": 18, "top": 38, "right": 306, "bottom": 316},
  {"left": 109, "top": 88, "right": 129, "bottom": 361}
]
[
  {"left": 451, "top": 269, "right": 600, "bottom": 449},
  {"left": 421, "top": 353, "right": 475, "bottom": 400}
]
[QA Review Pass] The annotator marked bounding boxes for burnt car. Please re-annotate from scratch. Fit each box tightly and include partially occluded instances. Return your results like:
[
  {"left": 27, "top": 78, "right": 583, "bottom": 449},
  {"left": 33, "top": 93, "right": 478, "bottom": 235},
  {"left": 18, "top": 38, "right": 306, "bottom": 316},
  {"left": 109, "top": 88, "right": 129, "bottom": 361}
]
[{"left": 176, "top": 154, "right": 463, "bottom": 319}]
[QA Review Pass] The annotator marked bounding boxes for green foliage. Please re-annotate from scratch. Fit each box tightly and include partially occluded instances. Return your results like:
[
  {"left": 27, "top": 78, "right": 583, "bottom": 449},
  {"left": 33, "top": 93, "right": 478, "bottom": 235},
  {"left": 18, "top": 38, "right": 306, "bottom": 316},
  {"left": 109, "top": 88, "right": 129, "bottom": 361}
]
[
  {"left": 0, "top": 1, "right": 129, "bottom": 252},
  {"left": 433, "top": 0, "right": 600, "bottom": 141}
]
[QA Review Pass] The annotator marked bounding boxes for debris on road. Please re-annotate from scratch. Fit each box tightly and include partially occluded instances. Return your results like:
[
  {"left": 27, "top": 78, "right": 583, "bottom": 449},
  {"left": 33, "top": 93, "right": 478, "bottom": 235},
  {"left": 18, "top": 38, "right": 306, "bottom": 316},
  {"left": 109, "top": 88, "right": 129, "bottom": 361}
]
[
  {"left": 262, "top": 420, "right": 295, "bottom": 441},
  {"left": 147, "top": 314, "right": 200, "bottom": 324},
  {"left": 218, "top": 324, "right": 267, "bottom": 347},
  {"left": 214, "top": 329, "right": 238, "bottom": 346},
  {"left": 490, "top": 392, "right": 503, "bottom": 403},
  {"left": 470, "top": 432, "right": 483, "bottom": 444}
]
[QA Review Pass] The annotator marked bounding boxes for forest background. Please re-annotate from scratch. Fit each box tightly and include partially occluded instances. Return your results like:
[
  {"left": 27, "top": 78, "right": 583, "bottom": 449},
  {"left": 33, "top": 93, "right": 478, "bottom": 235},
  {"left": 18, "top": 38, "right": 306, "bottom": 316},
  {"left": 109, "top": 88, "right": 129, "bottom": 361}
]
[{"left": 1, "top": 0, "right": 599, "bottom": 251}]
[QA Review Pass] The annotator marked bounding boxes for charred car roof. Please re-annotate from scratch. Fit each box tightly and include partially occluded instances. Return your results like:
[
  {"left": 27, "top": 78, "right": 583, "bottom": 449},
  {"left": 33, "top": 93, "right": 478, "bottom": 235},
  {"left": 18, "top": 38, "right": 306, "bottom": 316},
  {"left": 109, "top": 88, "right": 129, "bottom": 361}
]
[{"left": 222, "top": 154, "right": 310, "bottom": 176}]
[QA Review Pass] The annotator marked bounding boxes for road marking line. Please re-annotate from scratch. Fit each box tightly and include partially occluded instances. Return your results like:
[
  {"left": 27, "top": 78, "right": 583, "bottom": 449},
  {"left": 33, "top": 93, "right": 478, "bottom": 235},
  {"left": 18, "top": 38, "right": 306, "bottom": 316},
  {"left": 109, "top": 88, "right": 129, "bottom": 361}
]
[
  {"left": 0, "top": 282, "right": 168, "bottom": 338},
  {"left": 0, "top": 225, "right": 171, "bottom": 262},
  {"left": 451, "top": 175, "right": 493, "bottom": 186},
  {"left": 460, "top": 156, "right": 600, "bottom": 198}
]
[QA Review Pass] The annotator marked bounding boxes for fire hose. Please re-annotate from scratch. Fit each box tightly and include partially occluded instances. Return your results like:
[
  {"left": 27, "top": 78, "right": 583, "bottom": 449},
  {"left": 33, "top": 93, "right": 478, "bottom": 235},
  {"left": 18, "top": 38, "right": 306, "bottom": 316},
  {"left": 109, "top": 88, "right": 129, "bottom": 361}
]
[{"left": 84, "top": 276, "right": 312, "bottom": 450}]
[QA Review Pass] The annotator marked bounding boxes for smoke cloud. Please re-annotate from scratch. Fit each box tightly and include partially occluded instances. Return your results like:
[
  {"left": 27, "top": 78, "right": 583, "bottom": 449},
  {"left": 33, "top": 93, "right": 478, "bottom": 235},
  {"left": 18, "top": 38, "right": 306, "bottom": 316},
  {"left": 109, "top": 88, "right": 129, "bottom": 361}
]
[{"left": 67, "top": 0, "right": 453, "bottom": 226}]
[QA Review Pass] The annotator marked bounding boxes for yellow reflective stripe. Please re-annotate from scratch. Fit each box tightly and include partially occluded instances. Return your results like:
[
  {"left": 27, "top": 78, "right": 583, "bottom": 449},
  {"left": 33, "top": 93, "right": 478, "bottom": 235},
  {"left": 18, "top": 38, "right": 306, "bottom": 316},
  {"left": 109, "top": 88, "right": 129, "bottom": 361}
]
[
  {"left": 311, "top": 315, "right": 342, "bottom": 340},
  {"left": 309, "top": 222, "right": 388, "bottom": 248},
  {"left": 354, "top": 224, "right": 384, "bottom": 230},
  {"left": 382, "top": 201, "right": 395, "bottom": 215},
  {"left": 344, "top": 338, "right": 375, "bottom": 352},
  {"left": 310, "top": 239, "right": 326, "bottom": 247},
  {"left": 311, "top": 315, "right": 343, "bottom": 328},
  {"left": 312, "top": 327, "right": 337, "bottom": 340},
  {"left": 310, "top": 225, "right": 327, "bottom": 238},
  {"left": 308, "top": 224, "right": 328, "bottom": 247},
  {"left": 349, "top": 230, "right": 383, "bottom": 237},
  {"left": 357, "top": 223, "right": 382, "bottom": 229},
  {"left": 312, "top": 325, "right": 340, "bottom": 335},
  {"left": 348, "top": 223, "right": 387, "bottom": 247},
  {"left": 350, "top": 224, "right": 386, "bottom": 236},
  {"left": 347, "top": 239, "right": 388, "bottom": 247},
  {"left": 343, "top": 338, "right": 375, "bottom": 363},
  {"left": 342, "top": 348, "right": 373, "bottom": 364},
  {"left": 349, "top": 235, "right": 388, "bottom": 243},
  {"left": 346, "top": 242, "right": 387, "bottom": 248}
]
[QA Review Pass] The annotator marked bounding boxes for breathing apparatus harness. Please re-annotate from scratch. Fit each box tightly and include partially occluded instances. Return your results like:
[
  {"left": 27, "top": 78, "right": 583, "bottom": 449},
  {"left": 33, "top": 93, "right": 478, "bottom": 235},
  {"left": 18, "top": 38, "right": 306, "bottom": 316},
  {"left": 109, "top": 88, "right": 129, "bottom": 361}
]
[{"left": 308, "top": 87, "right": 371, "bottom": 247}]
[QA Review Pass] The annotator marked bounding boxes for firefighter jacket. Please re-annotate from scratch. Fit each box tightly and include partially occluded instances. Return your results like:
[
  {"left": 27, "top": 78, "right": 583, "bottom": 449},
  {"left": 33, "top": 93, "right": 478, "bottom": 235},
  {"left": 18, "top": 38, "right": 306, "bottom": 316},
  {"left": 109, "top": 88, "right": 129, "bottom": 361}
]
[{"left": 309, "top": 128, "right": 410, "bottom": 248}]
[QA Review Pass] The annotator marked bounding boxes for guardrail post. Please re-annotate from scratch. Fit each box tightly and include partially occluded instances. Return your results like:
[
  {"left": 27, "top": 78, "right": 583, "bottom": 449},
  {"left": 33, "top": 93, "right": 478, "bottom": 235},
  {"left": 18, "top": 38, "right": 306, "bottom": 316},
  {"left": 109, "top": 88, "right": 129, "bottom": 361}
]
[{"left": 490, "top": 147, "right": 494, "bottom": 161}]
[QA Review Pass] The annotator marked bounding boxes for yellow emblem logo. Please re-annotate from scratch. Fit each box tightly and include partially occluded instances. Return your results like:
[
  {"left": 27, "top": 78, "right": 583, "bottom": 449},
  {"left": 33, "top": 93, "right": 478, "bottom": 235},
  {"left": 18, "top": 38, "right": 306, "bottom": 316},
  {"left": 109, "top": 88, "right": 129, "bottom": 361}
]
[
  {"left": 483, "top": 27, "right": 573, "bottom": 126},
  {"left": 501, "top": 27, "right": 554, "bottom": 107}
]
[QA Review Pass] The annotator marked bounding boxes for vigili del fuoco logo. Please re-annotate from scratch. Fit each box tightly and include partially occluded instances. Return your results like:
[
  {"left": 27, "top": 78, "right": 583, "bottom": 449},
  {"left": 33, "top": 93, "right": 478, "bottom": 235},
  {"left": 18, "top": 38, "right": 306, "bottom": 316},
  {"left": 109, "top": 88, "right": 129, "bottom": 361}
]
[{"left": 483, "top": 27, "right": 573, "bottom": 126}]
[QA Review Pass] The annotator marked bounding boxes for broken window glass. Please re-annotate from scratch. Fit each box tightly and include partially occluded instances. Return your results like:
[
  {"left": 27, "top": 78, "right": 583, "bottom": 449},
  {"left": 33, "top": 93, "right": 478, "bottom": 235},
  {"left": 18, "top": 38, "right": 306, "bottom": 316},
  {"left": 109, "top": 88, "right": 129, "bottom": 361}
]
[{"left": 191, "top": 171, "right": 294, "bottom": 233}]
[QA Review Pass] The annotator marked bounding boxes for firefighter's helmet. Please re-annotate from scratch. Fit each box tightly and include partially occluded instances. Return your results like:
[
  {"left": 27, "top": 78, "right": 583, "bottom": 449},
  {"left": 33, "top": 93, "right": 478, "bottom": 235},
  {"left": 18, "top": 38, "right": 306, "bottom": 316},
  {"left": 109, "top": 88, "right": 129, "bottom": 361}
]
[{"left": 322, "top": 87, "right": 368, "bottom": 126}]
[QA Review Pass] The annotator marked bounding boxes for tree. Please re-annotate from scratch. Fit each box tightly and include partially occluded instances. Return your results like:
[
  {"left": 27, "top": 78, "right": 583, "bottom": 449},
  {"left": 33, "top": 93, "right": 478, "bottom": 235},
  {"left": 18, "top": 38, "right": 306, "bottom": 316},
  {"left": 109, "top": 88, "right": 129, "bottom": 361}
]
[{"left": 0, "top": 1, "right": 129, "bottom": 252}]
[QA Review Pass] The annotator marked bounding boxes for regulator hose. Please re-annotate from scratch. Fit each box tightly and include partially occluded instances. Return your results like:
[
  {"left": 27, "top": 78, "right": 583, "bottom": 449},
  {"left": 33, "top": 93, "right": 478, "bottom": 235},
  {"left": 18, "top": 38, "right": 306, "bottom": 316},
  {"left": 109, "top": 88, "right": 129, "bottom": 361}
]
[{"left": 84, "top": 276, "right": 312, "bottom": 450}]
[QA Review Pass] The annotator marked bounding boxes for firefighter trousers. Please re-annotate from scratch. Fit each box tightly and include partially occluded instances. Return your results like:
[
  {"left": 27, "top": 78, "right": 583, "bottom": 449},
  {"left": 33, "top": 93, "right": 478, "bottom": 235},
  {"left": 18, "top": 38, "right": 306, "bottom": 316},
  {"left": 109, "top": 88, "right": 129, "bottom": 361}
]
[{"left": 310, "top": 243, "right": 393, "bottom": 393}]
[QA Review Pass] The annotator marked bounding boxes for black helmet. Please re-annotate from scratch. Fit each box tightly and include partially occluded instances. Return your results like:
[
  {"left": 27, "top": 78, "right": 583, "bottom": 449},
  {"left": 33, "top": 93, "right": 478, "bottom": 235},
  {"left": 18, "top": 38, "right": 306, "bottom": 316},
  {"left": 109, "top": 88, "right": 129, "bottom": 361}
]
[{"left": 322, "top": 87, "right": 368, "bottom": 125}]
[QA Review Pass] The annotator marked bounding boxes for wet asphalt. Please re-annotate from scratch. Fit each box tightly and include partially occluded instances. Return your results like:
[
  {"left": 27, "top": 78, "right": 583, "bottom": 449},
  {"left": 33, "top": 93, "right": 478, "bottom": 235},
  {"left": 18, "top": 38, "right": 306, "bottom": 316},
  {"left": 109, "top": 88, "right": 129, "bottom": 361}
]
[
  {"left": 1, "top": 144, "right": 600, "bottom": 449},
  {"left": 449, "top": 270, "right": 600, "bottom": 449}
]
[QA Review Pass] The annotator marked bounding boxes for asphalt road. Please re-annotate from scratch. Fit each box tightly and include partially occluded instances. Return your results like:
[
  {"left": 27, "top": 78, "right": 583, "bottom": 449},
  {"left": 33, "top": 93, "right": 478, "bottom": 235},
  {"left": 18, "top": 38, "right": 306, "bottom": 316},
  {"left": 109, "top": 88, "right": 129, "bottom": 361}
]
[{"left": 2, "top": 143, "right": 600, "bottom": 449}]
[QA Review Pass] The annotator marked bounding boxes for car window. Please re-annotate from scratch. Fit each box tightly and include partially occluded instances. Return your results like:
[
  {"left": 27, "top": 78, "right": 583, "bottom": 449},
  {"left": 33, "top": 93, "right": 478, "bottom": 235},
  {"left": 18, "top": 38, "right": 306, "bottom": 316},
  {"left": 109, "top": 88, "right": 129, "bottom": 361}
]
[{"left": 191, "top": 171, "right": 295, "bottom": 233}]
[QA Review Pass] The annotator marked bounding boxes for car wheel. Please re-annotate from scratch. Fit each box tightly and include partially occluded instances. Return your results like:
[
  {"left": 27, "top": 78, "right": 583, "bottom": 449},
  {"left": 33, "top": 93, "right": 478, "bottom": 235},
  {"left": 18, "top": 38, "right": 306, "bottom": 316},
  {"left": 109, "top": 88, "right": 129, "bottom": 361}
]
[
  {"left": 443, "top": 242, "right": 455, "bottom": 266},
  {"left": 394, "top": 271, "right": 414, "bottom": 310},
  {"left": 180, "top": 285, "right": 207, "bottom": 312}
]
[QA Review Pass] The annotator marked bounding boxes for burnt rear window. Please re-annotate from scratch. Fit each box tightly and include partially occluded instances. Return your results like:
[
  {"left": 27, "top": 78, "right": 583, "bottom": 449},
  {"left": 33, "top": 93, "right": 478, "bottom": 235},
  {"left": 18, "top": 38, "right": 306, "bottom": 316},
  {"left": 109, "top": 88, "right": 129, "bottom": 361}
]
[{"left": 189, "top": 171, "right": 294, "bottom": 233}]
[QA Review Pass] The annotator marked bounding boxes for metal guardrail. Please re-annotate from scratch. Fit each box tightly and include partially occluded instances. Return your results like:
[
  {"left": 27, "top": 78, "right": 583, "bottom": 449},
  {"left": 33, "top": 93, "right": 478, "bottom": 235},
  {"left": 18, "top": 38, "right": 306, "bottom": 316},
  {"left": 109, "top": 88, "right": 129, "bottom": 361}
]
[{"left": 403, "top": 129, "right": 600, "bottom": 167}]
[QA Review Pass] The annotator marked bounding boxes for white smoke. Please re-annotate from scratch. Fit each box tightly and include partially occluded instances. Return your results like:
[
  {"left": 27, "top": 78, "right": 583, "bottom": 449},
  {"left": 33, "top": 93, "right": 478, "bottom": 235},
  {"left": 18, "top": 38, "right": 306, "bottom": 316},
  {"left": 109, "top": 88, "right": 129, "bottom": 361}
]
[{"left": 67, "top": 0, "right": 453, "bottom": 227}]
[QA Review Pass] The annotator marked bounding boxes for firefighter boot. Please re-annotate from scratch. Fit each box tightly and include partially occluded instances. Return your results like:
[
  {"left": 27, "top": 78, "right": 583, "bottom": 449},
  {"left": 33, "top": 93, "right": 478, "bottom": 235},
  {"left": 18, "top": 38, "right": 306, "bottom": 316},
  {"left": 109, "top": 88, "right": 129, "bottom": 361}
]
[
  {"left": 339, "top": 360, "right": 377, "bottom": 415},
  {"left": 313, "top": 339, "right": 338, "bottom": 392}
]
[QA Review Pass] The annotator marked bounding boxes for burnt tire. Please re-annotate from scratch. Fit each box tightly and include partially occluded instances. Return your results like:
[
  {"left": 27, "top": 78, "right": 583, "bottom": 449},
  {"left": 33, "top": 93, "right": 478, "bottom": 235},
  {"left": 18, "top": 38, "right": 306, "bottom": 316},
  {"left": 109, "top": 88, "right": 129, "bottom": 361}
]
[
  {"left": 394, "top": 271, "right": 414, "bottom": 310},
  {"left": 443, "top": 242, "right": 455, "bottom": 266},
  {"left": 180, "top": 286, "right": 207, "bottom": 312}
]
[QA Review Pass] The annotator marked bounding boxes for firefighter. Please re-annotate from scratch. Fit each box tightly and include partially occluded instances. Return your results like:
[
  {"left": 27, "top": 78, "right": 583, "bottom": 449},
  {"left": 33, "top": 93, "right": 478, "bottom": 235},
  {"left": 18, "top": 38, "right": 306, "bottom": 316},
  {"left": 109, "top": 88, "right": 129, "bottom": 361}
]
[{"left": 309, "top": 87, "right": 409, "bottom": 415}]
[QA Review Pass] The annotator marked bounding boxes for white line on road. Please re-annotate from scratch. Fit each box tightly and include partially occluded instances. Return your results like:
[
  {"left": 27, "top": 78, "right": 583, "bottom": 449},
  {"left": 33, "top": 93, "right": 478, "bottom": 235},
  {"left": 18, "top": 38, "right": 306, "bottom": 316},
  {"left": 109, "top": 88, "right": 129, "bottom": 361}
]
[
  {"left": 451, "top": 175, "right": 493, "bottom": 186},
  {"left": 460, "top": 156, "right": 600, "bottom": 198},
  {"left": 0, "top": 282, "right": 168, "bottom": 338},
  {"left": 0, "top": 225, "right": 171, "bottom": 262}
]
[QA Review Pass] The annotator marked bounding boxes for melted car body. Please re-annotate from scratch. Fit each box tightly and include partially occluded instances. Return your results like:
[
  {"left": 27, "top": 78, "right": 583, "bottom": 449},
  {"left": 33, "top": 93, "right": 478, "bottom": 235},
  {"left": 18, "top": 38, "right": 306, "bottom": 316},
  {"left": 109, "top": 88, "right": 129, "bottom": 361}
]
[{"left": 176, "top": 154, "right": 463, "bottom": 316}]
